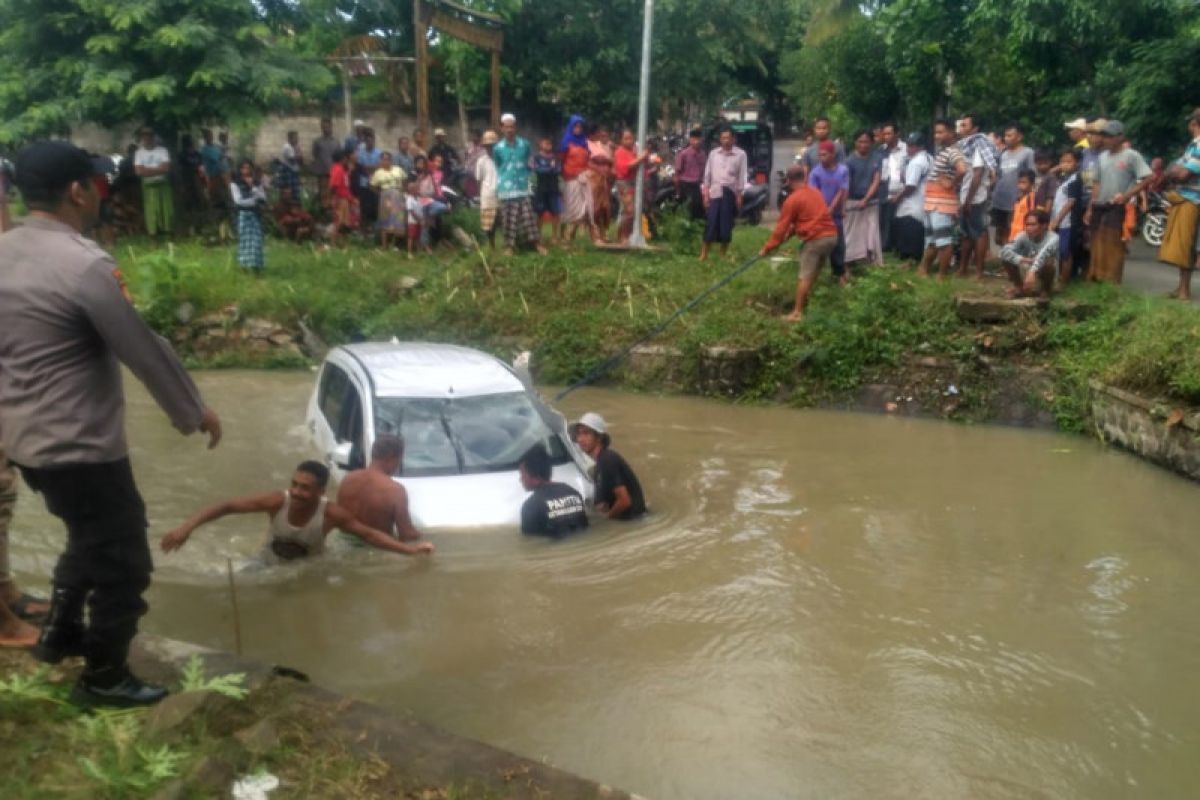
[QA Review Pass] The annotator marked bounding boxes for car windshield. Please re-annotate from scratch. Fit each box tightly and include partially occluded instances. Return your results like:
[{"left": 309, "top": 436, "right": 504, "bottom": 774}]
[{"left": 373, "top": 392, "right": 570, "bottom": 477}]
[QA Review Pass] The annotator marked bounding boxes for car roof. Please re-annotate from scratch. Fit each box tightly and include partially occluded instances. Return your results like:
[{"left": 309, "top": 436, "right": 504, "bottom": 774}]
[{"left": 337, "top": 341, "right": 525, "bottom": 399}]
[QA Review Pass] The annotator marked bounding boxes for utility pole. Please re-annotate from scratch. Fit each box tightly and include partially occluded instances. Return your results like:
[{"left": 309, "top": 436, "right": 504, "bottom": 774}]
[{"left": 626, "top": 0, "right": 654, "bottom": 248}]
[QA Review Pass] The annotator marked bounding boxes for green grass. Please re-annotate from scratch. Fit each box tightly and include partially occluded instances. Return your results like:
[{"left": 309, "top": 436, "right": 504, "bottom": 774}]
[{"left": 115, "top": 213, "right": 1200, "bottom": 429}]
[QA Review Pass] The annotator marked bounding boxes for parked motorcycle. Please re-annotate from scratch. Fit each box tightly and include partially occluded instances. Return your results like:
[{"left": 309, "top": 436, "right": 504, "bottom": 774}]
[{"left": 1141, "top": 190, "right": 1170, "bottom": 247}]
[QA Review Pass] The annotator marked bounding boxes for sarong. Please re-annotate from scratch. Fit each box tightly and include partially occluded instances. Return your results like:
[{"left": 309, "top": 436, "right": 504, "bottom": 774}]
[
  {"left": 1088, "top": 204, "right": 1128, "bottom": 283},
  {"left": 617, "top": 179, "right": 637, "bottom": 240},
  {"left": 378, "top": 188, "right": 405, "bottom": 232},
  {"left": 562, "top": 173, "right": 593, "bottom": 225},
  {"left": 588, "top": 170, "right": 612, "bottom": 233},
  {"left": 892, "top": 215, "right": 925, "bottom": 260},
  {"left": 500, "top": 197, "right": 539, "bottom": 248},
  {"left": 1158, "top": 193, "right": 1199, "bottom": 269},
  {"left": 844, "top": 202, "right": 883, "bottom": 265},
  {"left": 703, "top": 186, "right": 736, "bottom": 244},
  {"left": 237, "top": 210, "right": 264, "bottom": 271},
  {"left": 141, "top": 180, "right": 174, "bottom": 236}
]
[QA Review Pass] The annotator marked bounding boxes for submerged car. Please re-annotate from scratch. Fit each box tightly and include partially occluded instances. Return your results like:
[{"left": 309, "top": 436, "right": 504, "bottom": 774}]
[{"left": 306, "top": 342, "right": 593, "bottom": 529}]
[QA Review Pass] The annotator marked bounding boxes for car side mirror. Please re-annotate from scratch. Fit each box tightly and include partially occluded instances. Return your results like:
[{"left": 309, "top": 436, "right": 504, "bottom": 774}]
[{"left": 330, "top": 441, "right": 354, "bottom": 470}]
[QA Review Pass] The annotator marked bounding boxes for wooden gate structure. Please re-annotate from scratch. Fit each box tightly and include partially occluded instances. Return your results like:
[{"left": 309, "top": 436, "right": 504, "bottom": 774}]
[{"left": 413, "top": 0, "right": 505, "bottom": 132}]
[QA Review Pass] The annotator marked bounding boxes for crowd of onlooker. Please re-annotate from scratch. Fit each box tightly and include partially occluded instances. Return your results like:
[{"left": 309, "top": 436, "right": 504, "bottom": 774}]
[{"left": 757, "top": 109, "right": 1200, "bottom": 319}]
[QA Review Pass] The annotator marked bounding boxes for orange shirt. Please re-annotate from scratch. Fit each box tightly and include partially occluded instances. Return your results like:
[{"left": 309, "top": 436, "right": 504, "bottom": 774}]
[
  {"left": 562, "top": 143, "right": 590, "bottom": 181},
  {"left": 764, "top": 185, "right": 838, "bottom": 250},
  {"left": 1009, "top": 192, "right": 1035, "bottom": 242}
]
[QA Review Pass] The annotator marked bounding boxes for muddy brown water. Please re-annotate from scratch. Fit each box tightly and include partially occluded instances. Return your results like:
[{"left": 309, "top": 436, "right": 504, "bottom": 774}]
[{"left": 9, "top": 370, "right": 1200, "bottom": 799}]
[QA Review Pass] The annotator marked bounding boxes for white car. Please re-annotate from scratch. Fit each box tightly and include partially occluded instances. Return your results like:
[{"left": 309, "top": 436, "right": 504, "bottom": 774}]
[{"left": 305, "top": 342, "right": 594, "bottom": 529}]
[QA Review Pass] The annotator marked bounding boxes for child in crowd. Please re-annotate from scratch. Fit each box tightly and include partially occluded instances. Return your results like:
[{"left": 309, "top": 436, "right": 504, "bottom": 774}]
[
  {"left": 1033, "top": 149, "right": 1059, "bottom": 212},
  {"left": 533, "top": 136, "right": 562, "bottom": 244},
  {"left": 1007, "top": 169, "right": 1038, "bottom": 244},
  {"left": 404, "top": 180, "right": 428, "bottom": 258},
  {"left": 1050, "top": 149, "right": 1085, "bottom": 288}
]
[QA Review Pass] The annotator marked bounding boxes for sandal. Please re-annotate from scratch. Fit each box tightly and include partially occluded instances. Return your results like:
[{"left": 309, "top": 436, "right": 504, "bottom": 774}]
[{"left": 10, "top": 592, "right": 50, "bottom": 624}]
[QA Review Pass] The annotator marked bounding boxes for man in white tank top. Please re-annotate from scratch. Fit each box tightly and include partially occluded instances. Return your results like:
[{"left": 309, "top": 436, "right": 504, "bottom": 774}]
[{"left": 161, "top": 461, "right": 434, "bottom": 560}]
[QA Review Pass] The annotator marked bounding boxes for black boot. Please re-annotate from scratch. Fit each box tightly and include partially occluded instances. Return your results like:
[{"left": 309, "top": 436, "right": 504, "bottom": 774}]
[
  {"left": 70, "top": 664, "right": 168, "bottom": 709},
  {"left": 31, "top": 586, "right": 86, "bottom": 664}
]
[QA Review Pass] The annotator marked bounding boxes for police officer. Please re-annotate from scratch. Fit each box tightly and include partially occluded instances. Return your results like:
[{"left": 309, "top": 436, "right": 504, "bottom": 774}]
[{"left": 0, "top": 141, "right": 222, "bottom": 707}]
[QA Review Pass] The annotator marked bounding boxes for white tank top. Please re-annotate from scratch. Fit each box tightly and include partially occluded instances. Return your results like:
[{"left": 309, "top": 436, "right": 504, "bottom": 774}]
[{"left": 264, "top": 491, "right": 327, "bottom": 561}]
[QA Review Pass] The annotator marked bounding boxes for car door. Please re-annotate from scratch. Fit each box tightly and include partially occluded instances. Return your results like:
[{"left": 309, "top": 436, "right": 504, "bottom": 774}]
[{"left": 309, "top": 360, "right": 356, "bottom": 480}]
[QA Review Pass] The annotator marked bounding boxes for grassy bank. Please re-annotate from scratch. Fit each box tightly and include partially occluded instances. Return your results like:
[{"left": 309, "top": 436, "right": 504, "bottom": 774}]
[
  {"left": 116, "top": 215, "right": 1200, "bottom": 431},
  {"left": 0, "top": 650, "right": 502, "bottom": 799}
]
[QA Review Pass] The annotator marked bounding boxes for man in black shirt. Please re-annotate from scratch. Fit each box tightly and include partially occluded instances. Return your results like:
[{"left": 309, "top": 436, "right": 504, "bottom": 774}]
[
  {"left": 570, "top": 413, "right": 646, "bottom": 520},
  {"left": 519, "top": 444, "right": 588, "bottom": 538}
]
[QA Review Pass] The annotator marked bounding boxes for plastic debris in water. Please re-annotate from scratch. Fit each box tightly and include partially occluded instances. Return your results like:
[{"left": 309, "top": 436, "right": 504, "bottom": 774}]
[
  {"left": 944, "top": 385, "right": 960, "bottom": 396},
  {"left": 232, "top": 773, "right": 280, "bottom": 800}
]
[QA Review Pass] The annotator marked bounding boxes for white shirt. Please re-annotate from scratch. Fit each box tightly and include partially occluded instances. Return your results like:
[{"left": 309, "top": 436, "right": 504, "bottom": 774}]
[
  {"left": 405, "top": 194, "right": 423, "bottom": 219},
  {"left": 883, "top": 145, "right": 908, "bottom": 199},
  {"left": 134, "top": 146, "right": 170, "bottom": 184},
  {"left": 474, "top": 154, "right": 499, "bottom": 211},
  {"left": 959, "top": 148, "right": 992, "bottom": 205},
  {"left": 896, "top": 151, "right": 931, "bottom": 220}
]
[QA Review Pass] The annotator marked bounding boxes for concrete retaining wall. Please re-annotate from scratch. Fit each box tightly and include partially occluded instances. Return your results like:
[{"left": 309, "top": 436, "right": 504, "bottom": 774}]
[{"left": 1090, "top": 380, "right": 1200, "bottom": 481}]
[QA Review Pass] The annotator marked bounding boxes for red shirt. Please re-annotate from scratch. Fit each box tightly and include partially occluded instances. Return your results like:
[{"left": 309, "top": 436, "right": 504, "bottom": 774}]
[
  {"left": 329, "top": 162, "right": 353, "bottom": 200},
  {"left": 764, "top": 184, "right": 838, "bottom": 249},
  {"left": 614, "top": 146, "right": 640, "bottom": 181},
  {"left": 562, "top": 143, "right": 590, "bottom": 181}
]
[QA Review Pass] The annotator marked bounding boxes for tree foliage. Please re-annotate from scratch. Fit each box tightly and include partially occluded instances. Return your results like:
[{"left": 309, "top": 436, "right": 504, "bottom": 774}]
[{"left": 0, "top": 0, "right": 333, "bottom": 145}]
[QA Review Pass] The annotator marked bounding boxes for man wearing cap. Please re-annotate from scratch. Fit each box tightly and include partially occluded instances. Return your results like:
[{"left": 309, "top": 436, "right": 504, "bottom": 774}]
[
  {"left": 475, "top": 130, "right": 500, "bottom": 248},
  {"left": 344, "top": 119, "right": 366, "bottom": 155},
  {"left": 1085, "top": 120, "right": 1153, "bottom": 283},
  {"left": 0, "top": 141, "right": 222, "bottom": 707},
  {"left": 133, "top": 127, "right": 173, "bottom": 237},
  {"left": 1064, "top": 118, "right": 1090, "bottom": 153},
  {"left": 429, "top": 128, "right": 460, "bottom": 172},
  {"left": 572, "top": 413, "right": 645, "bottom": 520},
  {"left": 674, "top": 128, "right": 707, "bottom": 221},
  {"left": 494, "top": 113, "right": 548, "bottom": 257},
  {"left": 892, "top": 132, "right": 932, "bottom": 262},
  {"left": 518, "top": 444, "right": 589, "bottom": 538},
  {"left": 758, "top": 164, "right": 840, "bottom": 323}
]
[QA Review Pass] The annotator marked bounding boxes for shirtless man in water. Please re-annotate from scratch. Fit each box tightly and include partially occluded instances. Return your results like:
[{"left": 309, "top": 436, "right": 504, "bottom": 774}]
[
  {"left": 335, "top": 435, "right": 422, "bottom": 542},
  {"left": 161, "top": 460, "right": 433, "bottom": 561}
]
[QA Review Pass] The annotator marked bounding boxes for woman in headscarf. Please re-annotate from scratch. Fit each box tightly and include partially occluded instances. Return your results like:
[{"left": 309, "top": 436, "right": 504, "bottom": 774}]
[
  {"left": 559, "top": 114, "right": 594, "bottom": 243},
  {"left": 230, "top": 159, "right": 267, "bottom": 273},
  {"left": 587, "top": 123, "right": 614, "bottom": 241}
]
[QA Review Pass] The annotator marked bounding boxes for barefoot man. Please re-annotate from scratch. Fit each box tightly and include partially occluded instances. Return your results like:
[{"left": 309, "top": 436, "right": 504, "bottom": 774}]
[
  {"left": 758, "top": 164, "right": 840, "bottom": 323},
  {"left": 335, "top": 435, "right": 423, "bottom": 543},
  {"left": 162, "top": 461, "right": 433, "bottom": 562}
]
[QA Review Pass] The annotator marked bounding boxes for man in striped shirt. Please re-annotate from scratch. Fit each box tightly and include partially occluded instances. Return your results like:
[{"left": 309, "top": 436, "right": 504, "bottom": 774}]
[{"left": 918, "top": 119, "right": 967, "bottom": 279}]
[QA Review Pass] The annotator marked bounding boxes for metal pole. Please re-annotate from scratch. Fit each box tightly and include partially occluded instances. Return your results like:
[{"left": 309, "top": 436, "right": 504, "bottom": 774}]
[{"left": 626, "top": 0, "right": 654, "bottom": 248}]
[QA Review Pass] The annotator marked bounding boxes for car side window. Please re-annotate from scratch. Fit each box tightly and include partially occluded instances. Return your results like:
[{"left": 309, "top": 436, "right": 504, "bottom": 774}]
[
  {"left": 318, "top": 364, "right": 350, "bottom": 430},
  {"left": 339, "top": 382, "right": 366, "bottom": 470}
]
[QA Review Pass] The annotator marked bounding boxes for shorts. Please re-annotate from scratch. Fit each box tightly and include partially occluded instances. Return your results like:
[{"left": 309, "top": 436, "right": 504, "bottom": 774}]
[
  {"left": 924, "top": 210, "right": 957, "bottom": 249},
  {"left": 960, "top": 203, "right": 988, "bottom": 239},
  {"left": 407, "top": 222, "right": 421, "bottom": 241},
  {"left": 1058, "top": 227, "right": 1073, "bottom": 261},
  {"left": 534, "top": 189, "right": 562, "bottom": 216},
  {"left": 989, "top": 208, "right": 1012, "bottom": 236},
  {"left": 799, "top": 236, "right": 838, "bottom": 281}
]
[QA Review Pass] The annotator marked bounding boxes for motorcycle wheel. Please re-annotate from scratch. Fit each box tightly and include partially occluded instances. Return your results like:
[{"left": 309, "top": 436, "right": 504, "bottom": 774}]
[{"left": 1142, "top": 210, "right": 1166, "bottom": 247}]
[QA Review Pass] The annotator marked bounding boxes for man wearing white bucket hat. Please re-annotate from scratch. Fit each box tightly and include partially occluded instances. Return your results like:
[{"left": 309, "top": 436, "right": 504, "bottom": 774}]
[{"left": 570, "top": 413, "right": 645, "bottom": 520}]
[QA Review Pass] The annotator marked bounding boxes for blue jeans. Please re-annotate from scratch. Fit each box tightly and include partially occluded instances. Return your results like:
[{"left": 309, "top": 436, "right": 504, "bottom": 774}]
[{"left": 421, "top": 200, "right": 449, "bottom": 247}]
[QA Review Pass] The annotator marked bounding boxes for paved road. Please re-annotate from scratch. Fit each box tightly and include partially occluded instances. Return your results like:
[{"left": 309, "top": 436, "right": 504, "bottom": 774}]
[{"left": 768, "top": 138, "right": 1197, "bottom": 304}]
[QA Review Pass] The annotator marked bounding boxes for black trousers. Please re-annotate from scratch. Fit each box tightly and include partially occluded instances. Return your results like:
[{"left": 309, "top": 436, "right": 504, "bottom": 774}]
[
  {"left": 678, "top": 181, "right": 705, "bottom": 221},
  {"left": 19, "top": 458, "right": 151, "bottom": 668}
]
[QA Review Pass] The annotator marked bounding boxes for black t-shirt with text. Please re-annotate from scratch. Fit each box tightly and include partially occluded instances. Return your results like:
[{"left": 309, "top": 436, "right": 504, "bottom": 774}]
[
  {"left": 594, "top": 448, "right": 646, "bottom": 519},
  {"left": 521, "top": 482, "right": 589, "bottom": 538}
]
